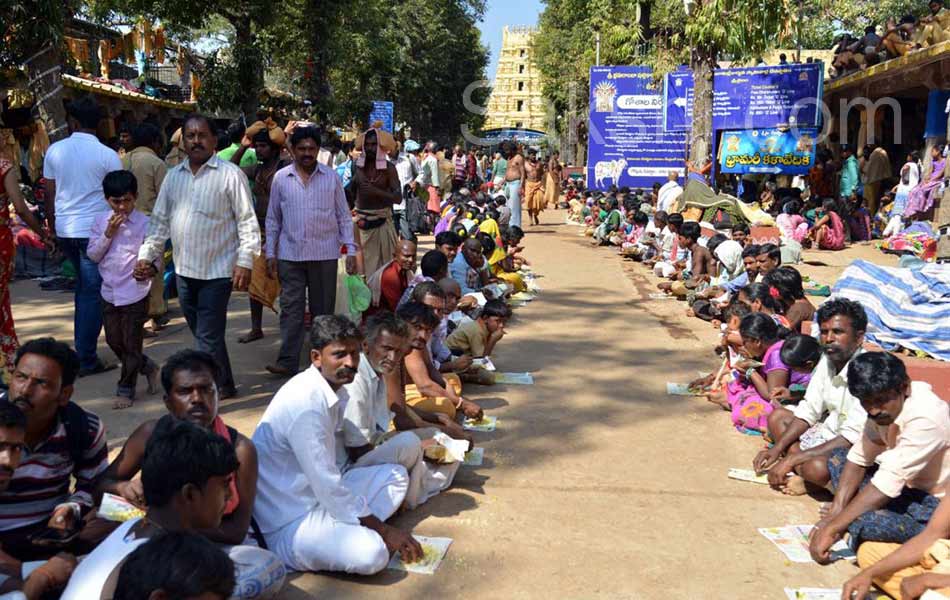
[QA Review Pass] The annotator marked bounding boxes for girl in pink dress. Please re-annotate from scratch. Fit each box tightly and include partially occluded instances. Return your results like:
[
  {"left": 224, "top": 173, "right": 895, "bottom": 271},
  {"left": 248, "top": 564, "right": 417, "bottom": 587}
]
[
  {"left": 776, "top": 200, "right": 809, "bottom": 243},
  {"left": 810, "top": 199, "right": 845, "bottom": 250}
]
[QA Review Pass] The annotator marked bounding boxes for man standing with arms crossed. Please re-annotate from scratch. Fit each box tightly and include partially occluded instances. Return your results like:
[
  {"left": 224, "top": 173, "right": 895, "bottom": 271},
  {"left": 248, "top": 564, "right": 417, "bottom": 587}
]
[
  {"left": 503, "top": 141, "right": 526, "bottom": 229},
  {"left": 137, "top": 114, "right": 260, "bottom": 398}
]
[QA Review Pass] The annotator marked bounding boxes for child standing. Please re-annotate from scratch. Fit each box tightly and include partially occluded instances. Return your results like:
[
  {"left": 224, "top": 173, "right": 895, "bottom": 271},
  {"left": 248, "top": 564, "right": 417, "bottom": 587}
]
[{"left": 87, "top": 171, "right": 159, "bottom": 409}]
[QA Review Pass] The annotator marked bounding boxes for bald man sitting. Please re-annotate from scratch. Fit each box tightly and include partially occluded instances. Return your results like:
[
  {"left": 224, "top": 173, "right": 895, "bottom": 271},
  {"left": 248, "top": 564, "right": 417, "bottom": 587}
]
[{"left": 367, "top": 239, "right": 417, "bottom": 315}]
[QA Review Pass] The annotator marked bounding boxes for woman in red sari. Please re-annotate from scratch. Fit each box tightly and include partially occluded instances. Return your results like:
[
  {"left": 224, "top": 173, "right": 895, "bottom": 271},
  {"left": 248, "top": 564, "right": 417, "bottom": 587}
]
[{"left": 0, "top": 156, "right": 52, "bottom": 383}]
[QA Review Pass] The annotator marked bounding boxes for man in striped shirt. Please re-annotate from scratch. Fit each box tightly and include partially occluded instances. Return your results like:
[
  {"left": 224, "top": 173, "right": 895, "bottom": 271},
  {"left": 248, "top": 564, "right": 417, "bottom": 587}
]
[
  {"left": 0, "top": 338, "right": 113, "bottom": 561},
  {"left": 137, "top": 114, "right": 261, "bottom": 398},
  {"left": 264, "top": 126, "right": 356, "bottom": 377}
]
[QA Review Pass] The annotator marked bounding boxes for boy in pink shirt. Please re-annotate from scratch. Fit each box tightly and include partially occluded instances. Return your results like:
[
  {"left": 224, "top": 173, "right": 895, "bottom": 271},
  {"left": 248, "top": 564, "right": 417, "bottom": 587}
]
[{"left": 87, "top": 171, "right": 159, "bottom": 409}]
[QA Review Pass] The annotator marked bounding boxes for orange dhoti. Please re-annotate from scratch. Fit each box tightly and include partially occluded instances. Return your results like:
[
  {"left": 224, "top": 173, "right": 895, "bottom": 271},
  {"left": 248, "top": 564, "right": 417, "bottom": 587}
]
[
  {"left": 525, "top": 180, "right": 545, "bottom": 214},
  {"left": 405, "top": 373, "right": 463, "bottom": 419}
]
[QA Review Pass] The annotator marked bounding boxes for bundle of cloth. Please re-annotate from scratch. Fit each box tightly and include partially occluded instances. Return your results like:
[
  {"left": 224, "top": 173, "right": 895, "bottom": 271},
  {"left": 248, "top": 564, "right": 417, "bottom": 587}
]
[
  {"left": 880, "top": 221, "right": 939, "bottom": 262},
  {"left": 674, "top": 179, "right": 774, "bottom": 227},
  {"left": 831, "top": 259, "right": 950, "bottom": 360}
]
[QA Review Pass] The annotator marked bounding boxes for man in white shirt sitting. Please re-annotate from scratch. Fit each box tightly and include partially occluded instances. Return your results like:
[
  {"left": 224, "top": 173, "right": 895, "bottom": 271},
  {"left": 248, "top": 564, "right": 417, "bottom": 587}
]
[
  {"left": 809, "top": 351, "right": 949, "bottom": 564},
  {"left": 656, "top": 171, "right": 683, "bottom": 214},
  {"left": 252, "top": 315, "right": 422, "bottom": 575},
  {"left": 753, "top": 298, "right": 868, "bottom": 495},
  {"left": 343, "top": 312, "right": 459, "bottom": 510}
]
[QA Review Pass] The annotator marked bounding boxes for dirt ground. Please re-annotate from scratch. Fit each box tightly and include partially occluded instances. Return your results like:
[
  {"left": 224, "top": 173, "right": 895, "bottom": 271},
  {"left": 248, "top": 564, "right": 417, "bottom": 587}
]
[{"left": 9, "top": 211, "right": 900, "bottom": 599}]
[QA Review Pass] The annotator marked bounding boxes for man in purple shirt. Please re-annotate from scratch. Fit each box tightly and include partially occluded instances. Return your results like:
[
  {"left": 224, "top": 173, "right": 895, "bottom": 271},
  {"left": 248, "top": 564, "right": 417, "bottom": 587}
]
[{"left": 265, "top": 127, "right": 357, "bottom": 376}]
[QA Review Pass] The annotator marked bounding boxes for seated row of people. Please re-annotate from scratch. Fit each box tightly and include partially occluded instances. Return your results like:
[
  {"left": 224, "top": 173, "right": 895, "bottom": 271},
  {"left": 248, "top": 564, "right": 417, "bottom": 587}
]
[
  {"left": 0, "top": 215, "right": 528, "bottom": 597},
  {"left": 605, "top": 207, "right": 949, "bottom": 599}
]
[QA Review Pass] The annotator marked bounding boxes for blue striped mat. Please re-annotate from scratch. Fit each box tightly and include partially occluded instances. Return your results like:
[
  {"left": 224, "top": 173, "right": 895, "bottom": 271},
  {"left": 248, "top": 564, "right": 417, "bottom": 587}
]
[{"left": 831, "top": 260, "right": 950, "bottom": 361}]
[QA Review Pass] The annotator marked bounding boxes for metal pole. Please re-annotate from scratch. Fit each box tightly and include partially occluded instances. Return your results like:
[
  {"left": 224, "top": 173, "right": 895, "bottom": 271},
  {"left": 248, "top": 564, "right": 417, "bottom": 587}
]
[{"left": 595, "top": 32, "right": 601, "bottom": 66}]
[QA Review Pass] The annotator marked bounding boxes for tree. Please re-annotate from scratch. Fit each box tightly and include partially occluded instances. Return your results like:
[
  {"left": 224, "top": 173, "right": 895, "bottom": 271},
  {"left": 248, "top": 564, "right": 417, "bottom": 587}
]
[
  {"left": 681, "top": 0, "right": 794, "bottom": 166},
  {"left": 1, "top": 1, "right": 81, "bottom": 142},
  {"left": 96, "top": 0, "right": 275, "bottom": 115},
  {"left": 262, "top": 0, "right": 489, "bottom": 140}
]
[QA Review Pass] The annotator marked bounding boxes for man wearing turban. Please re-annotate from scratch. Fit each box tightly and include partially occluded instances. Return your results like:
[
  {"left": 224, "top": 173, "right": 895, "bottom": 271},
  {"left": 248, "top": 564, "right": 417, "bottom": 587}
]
[
  {"left": 228, "top": 118, "right": 290, "bottom": 344},
  {"left": 352, "top": 123, "right": 401, "bottom": 278}
]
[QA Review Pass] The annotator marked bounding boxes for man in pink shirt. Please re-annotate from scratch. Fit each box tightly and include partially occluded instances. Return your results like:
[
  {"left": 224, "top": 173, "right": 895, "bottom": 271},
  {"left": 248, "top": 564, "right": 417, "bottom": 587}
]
[{"left": 809, "top": 352, "right": 950, "bottom": 564}]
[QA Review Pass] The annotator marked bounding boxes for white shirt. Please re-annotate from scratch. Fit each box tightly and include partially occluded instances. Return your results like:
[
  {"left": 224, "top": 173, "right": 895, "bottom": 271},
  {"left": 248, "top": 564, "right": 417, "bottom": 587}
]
[
  {"left": 138, "top": 155, "right": 260, "bottom": 280},
  {"left": 848, "top": 381, "right": 950, "bottom": 499},
  {"left": 793, "top": 351, "right": 868, "bottom": 444},
  {"left": 43, "top": 132, "right": 122, "bottom": 238},
  {"left": 392, "top": 153, "right": 416, "bottom": 211},
  {"left": 657, "top": 180, "right": 683, "bottom": 213},
  {"left": 343, "top": 354, "right": 392, "bottom": 448},
  {"left": 60, "top": 518, "right": 144, "bottom": 600},
  {"left": 253, "top": 366, "right": 371, "bottom": 533}
]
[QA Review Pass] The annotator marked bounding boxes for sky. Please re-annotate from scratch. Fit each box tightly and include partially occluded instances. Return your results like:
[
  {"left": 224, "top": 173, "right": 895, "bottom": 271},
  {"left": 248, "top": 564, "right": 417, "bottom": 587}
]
[{"left": 478, "top": 0, "right": 544, "bottom": 81}]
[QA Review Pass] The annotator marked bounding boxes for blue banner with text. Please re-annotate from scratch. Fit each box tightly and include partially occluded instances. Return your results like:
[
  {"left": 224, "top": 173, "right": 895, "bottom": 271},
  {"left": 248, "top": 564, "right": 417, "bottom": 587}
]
[
  {"left": 587, "top": 66, "right": 687, "bottom": 191},
  {"left": 719, "top": 127, "right": 818, "bottom": 175},
  {"left": 663, "top": 63, "right": 824, "bottom": 132}
]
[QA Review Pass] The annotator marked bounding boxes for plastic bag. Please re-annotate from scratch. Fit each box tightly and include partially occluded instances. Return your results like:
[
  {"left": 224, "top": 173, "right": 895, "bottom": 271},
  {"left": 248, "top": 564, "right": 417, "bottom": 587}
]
[{"left": 345, "top": 274, "right": 371, "bottom": 321}]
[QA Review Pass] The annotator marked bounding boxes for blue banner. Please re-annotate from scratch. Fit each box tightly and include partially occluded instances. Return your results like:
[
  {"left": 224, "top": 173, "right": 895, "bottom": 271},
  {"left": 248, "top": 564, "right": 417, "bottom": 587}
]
[
  {"left": 663, "top": 63, "right": 824, "bottom": 132},
  {"left": 369, "top": 100, "right": 394, "bottom": 133},
  {"left": 719, "top": 127, "right": 818, "bottom": 175},
  {"left": 587, "top": 66, "right": 687, "bottom": 191}
]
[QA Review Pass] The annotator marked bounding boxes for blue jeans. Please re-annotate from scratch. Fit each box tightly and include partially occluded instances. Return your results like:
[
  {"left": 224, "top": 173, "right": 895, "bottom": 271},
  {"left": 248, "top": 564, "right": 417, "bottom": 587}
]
[
  {"left": 176, "top": 276, "right": 235, "bottom": 391},
  {"left": 827, "top": 446, "right": 939, "bottom": 546},
  {"left": 57, "top": 238, "right": 103, "bottom": 371}
]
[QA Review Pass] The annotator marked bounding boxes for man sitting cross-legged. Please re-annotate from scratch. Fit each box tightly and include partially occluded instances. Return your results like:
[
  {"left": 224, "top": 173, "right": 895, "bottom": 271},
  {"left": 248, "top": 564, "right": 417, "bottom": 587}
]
[
  {"left": 343, "top": 312, "right": 459, "bottom": 510},
  {"left": 0, "top": 402, "right": 77, "bottom": 599},
  {"left": 411, "top": 282, "right": 482, "bottom": 381},
  {"left": 397, "top": 302, "right": 484, "bottom": 421},
  {"left": 60, "top": 419, "right": 285, "bottom": 599},
  {"left": 753, "top": 299, "right": 868, "bottom": 495},
  {"left": 0, "top": 338, "right": 116, "bottom": 561},
  {"left": 98, "top": 350, "right": 264, "bottom": 547},
  {"left": 809, "top": 352, "right": 950, "bottom": 565},
  {"left": 842, "top": 491, "right": 950, "bottom": 600},
  {"left": 253, "top": 315, "right": 423, "bottom": 575},
  {"left": 657, "top": 221, "right": 715, "bottom": 298}
]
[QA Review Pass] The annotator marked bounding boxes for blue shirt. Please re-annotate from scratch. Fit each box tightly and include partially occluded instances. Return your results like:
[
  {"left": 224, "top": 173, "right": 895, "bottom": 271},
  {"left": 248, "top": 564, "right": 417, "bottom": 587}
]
[
  {"left": 722, "top": 271, "right": 750, "bottom": 294},
  {"left": 450, "top": 252, "right": 485, "bottom": 295}
]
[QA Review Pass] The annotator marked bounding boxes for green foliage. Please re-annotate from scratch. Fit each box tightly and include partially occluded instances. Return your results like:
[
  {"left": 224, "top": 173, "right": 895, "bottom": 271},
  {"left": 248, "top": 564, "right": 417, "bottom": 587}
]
[
  {"left": 262, "top": 0, "right": 490, "bottom": 140},
  {"left": 0, "top": 0, "right": 77, "bottom": 68}
]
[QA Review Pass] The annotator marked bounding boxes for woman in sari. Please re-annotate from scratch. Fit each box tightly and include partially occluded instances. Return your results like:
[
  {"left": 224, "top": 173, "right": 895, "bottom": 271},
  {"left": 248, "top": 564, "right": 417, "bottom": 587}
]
[
  {"left": 725, "top": 313, "right": 790, "bottom": 434},
  {"left": 904, "top": 145, "right": 946, "bottom": 218},
  {"left": 0, "top": 149, "right": 52, "bottom": 383},
  {"left": 809, "top": 199, "right": 846, "bottom": 250}
]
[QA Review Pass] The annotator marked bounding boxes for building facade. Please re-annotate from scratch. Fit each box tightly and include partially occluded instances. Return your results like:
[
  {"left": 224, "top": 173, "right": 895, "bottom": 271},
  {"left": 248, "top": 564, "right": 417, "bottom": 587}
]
[{"left": 484, "top": 26, "right": 546, "bottom": 133}]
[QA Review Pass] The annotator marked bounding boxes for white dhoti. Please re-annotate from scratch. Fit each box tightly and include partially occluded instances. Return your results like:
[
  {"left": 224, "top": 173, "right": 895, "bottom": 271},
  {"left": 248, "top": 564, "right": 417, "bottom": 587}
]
[
  {"left": 654, "top": 261, "right": 678, "bottom": 278},
  {"left": 354, "top": 430, "right": 459, "bottom": 510},
  {"left": 264, "top": 464, "right": 408, "bottom": 575}
]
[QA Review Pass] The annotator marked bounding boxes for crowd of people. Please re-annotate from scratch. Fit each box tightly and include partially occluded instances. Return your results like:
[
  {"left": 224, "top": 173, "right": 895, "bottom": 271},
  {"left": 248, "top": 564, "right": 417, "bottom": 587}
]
[
  {"left": 831, "top": 0, "right": 950, "bottom": 77},
  {"left": 569, "top": 163, "right": 950, "bottom": 598},
  {"left": 0, "top": 91, "right": 548, "bottom": 598},
  {"left": 0, "top": 83, "right": 947, "bottom": 598}
]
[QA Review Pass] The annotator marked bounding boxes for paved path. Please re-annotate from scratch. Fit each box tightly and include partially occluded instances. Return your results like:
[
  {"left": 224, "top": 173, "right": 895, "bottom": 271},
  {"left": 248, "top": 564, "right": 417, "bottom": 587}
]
[{"left": 10, "top": 212, "right": 867, "bottom": 598}]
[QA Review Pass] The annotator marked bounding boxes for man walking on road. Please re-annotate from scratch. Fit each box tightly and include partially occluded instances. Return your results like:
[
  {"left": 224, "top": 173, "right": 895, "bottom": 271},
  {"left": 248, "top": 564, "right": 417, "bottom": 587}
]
[
  {"left": 524, "top": 149, "right": 545, "bottom": 226},
  {"left": 503, "top": 141, "right": 526, "bottom": 229},
  {"left": 137, "top": 114, "right": 260, "bottom": 398},
  {"left": 264, "top": 126, "right": 357, "bottom": 377},
  {"left": 43, "top": 95, "right": 122, "bottom": 376}
]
